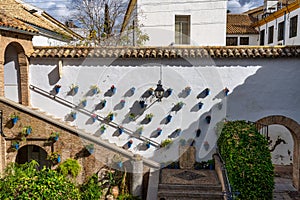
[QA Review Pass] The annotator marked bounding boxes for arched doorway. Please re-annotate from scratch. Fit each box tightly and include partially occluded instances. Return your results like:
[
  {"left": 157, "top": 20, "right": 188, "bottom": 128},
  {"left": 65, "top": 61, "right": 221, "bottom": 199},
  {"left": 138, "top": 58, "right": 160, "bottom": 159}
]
[
  {"left": 16, "top": 145, "right": 51, "bottom": 169},
  {"left": 256, "top": 115, "right": 300, "bottom": 190},
  {"left": 3, "top": 42, "right": 29, "bottom": 105}
]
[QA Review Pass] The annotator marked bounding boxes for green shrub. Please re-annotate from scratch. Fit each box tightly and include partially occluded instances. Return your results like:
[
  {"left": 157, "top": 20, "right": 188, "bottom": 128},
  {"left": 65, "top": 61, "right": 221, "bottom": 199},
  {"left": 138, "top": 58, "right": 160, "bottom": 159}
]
[
  {"left": 217, "top": 121, "right": 274, "bottom": 200},
  {"left": 80, "top": 174, "right": 102, "bottom": 199},
  {"left": 57, "top": 158, "right": 81, "bottom": 178},
  {"left": 0, "top": 160, "right": 81, "bottom": 199}
]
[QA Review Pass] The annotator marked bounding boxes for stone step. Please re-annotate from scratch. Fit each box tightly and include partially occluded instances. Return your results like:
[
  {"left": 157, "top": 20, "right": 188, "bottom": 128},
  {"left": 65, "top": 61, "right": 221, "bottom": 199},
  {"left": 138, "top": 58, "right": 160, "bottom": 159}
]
[
  {"left": 158, "top": 183, "right": 222, "bottom": 193},
  {"left": 158, "top": 190, "right": 223, "bottom": 200}
]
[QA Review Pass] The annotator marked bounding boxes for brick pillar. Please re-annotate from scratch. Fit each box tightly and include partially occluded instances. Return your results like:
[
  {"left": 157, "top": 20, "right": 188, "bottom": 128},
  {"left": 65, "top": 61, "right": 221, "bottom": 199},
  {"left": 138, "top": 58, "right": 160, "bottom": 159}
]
[
  {"left": 294, "top": 138, "right": 300, "bottom": 190},
  {"left": 0, "top": 60, "right": 4, "bottom": 97},
  {"left": 18, "top": 54, "right": 29, "bottom": 106}
]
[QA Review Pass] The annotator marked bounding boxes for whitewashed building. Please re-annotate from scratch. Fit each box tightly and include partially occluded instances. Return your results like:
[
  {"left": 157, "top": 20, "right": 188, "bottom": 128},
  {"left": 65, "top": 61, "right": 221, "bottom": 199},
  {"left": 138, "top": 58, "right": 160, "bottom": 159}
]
[
  {"left": 253, "top": 0, "right": 300, "bottom": 46},
  {"left": 121, "top": 0, "right": 227, "bottom": 46}
]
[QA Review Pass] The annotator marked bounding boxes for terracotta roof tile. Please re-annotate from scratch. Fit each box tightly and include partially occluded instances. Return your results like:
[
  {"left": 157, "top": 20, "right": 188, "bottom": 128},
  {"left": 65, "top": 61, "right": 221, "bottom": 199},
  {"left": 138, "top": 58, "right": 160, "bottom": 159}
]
[
  {"left": 0, "top": 0, "right": 81, "bottom": 39},
  {"left": 30, "top": 46, "right": 300, "bottom": 59},
  {"left": 227, "top": 14, "right": 258, "bottom": 34},
  {"left": 0, "top": 13, "right": 38, "bottom": 33}
]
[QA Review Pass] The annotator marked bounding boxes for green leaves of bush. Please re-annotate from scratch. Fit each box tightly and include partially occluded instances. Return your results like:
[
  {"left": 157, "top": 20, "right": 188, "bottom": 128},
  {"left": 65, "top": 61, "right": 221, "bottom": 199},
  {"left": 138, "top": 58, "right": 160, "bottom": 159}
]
[{"left": 217, "top": 121, "right": 274, "bottom": 200}]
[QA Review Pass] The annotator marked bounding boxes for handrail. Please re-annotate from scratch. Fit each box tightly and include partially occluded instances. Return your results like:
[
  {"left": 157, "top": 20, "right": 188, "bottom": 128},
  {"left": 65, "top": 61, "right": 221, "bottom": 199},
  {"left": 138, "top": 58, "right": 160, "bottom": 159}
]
[
  {"left": 29, "top": 84, "right": 160, "bottom": 147},
  {"left": 217, "top": 149, "right": 234, "bottom": 200}
]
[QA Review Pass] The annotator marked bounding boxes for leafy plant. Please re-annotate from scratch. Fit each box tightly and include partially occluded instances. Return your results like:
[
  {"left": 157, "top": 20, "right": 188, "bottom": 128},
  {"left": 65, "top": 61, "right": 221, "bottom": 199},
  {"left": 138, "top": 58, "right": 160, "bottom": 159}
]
[
  {"left": 57, "top": 158, "right": 81, "bottom": 178},
  {"left": 217, "top": 121, "right": 274, "bottom": 200},
  {"left": 47, "top": 152, "right": 61, "bottom": 164},
  {"left": 90, "top": 85, "right": 100, "bottom": 94},
  {"left": 161, "top": 138, "right": 172, "bottom": 148},
  {"left": 22, "top": 125, "right": 32, "bottom": 135},
  {"left": 145, "top": 113, "right": 154, "bottom": 119},
  {"left": 80, "top": 174, "right": 102, "bottom": 199},
  {"left": 9, "top": 112, "right": 19, "bottom": 119},
  {"left": 85, "top": 144, "right": 94, "bottom": 154}
]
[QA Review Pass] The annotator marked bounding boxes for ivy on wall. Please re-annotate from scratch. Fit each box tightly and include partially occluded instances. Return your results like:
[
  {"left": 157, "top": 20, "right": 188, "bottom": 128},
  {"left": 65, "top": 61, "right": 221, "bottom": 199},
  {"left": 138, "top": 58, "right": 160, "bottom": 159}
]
[{"left": 217, "top": 120, "right": 274, "bottom": 200}]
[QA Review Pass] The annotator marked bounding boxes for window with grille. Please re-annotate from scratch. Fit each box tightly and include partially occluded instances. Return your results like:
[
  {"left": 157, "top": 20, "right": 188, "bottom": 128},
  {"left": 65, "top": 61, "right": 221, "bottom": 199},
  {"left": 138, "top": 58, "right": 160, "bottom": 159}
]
[
  {"left": 240, "top": 37, "right": 249, "bottom": 45},
  {"left": 226, "top": 37, "right": 238, "bottom": 46},
  {"left": 268, "top": 26, "right": 274, "bottom": 44},
  {"left": 260, "top": 30, "right": 265, "bottom": 45},
  {"left": 278, "top": 21, "right": 284, "bottom": 41},
  {"left": 289, "top": 15, "right": 298, "bottom": 38}
]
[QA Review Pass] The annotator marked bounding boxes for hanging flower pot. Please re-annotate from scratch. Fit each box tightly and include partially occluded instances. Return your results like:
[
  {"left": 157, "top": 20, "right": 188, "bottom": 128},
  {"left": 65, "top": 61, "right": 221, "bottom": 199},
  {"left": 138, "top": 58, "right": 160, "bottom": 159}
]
[
  {"left": 11, "top": 141, "right": 19, "bottom": 150},
  {"left": 57, "top": 155, "right": 61, "bottom": 163},
  {"left": 55, "top": 85, "right": 61, "bottom": 94},
  {"left": 185, "top": 86, "right": 192, "bottom": 95},
  {"left": 129, "top": 113, "right": 136, "bottom": 121},
  {"left": 205, "top": 116, "right": 211, "bottom": 124},
  {"left": 90, "top": 85, "right": 100, "bottom": 95},
  {"left": 117, "top": 161, "right": 123, "bottom": 168},
  {"left": 120, "top": 99, "right": 126, "bottom": 108},
  {"left": 204, "top": 141, "right": 210, "bottom": 151},
  {"left": 198, "top": 102, "right": 203, "bottom": 109},
  {"left": 100, "top": 99, "right": 107, "bottom": 108},
  {"left": 224, "top": 87, "right": 229, "bottom": 96},
  {"left": 111, "top": 85, "right": 116, "bottom": 94},
  {"left": 196, "top": 129, "right": 201, "bottom": 137},
  {"left": 127, "top": 140, "right": 133, "bottom": 148},
  {"left": 130, "top": 87, "right": 136, "bottom": 94},
  {"left": 166, "top": 88, "right": 173, "bottom": 96},
  {"left": 139, "top": 100, "right": 146, "bottom": 108},
  {"left": 100, "top": 125, "right": 106, "bottom": 134},
  {"left": 47, "top": 152, "right": 61, "bottom": 165},
  {"left": 23, "top": 126, "right": 32, "bottom": 135},
  {"left": 70, "top": 84, "right": 79, "bottom": 94},
  {"left": 91, "top": 114, "right": 97, "bottom": 123},
  {"left": 81, "top": 99, "right": 87, "bottom": 107},
  {"left": 205, "top": 88, "right": 210, "bottom": 96},
  {"left": 145, "top": 113, "right": 154, "bottom": 122},
  {"left": 106, "top": 112, "right": 114, "bottom": 122},
  {"left": 70, "top": 111, "right": 77, "bottom": 120},
  {"left": 118, "top": 126, "right": 124, "bottom": 134},
  {"left": 50, "top": 131, "right": 60, "bottom": 142},
  {"left": 136, "top": 126, "right": 144, "bottom": 135},
  {"left": 10, "top": 112, "right": 19, "bottom": 125},
  {"left": 166, "top": 114, "right": 172, "bottom": 123},
  {"left": 157, "top": 128, "right": 162, "bottom": 136},
  {"left": 145, "top": 141, "right": 151, "bottom": 149}
]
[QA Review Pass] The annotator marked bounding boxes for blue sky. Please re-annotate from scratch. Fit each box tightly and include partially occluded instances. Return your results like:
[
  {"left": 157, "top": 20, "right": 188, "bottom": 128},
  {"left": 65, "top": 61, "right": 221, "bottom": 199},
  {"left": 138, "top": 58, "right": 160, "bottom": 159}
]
[{"left": 23, "top": 0, "right": 264, "bottom": 23}]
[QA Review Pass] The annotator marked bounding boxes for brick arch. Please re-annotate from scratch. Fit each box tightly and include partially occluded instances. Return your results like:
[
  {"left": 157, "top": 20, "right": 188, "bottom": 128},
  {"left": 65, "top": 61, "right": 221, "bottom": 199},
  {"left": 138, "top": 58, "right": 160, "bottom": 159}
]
[
  {"left": 3, "top": 42, "right": 30, "bottom": 105},
  {"left": 256, "top": 115, "right": 300, "bottom": 190}
]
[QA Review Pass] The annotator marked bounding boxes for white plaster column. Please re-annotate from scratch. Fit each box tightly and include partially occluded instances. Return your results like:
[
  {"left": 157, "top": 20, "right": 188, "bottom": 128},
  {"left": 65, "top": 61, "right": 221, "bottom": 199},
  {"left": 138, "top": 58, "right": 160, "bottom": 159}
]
[
  {"left": 131, "top": 154, "right": 144, "bottom": 197},
  {"left": 146, "top": 168, "right": 160, "bottom": 200}
]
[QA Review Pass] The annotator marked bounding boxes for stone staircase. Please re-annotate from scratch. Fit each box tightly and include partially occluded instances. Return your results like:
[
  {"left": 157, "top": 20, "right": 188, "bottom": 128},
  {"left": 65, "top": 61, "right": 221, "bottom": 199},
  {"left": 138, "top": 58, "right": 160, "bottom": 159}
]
[{"left": 157, "top": 169, "right": 223, "bottom": 200}]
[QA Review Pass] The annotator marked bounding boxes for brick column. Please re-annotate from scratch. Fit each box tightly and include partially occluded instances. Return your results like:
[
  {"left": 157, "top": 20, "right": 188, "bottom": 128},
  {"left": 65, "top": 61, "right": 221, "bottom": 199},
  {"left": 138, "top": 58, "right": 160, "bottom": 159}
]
[
  {"left": 294, "top": 138, "right": 300, "bottom": 190},
  {"left": 0, "top": 60, "right": 4, "bottom": 97},
  {"left": 18, "top": 54, "right": 29, "bottom": 106}
]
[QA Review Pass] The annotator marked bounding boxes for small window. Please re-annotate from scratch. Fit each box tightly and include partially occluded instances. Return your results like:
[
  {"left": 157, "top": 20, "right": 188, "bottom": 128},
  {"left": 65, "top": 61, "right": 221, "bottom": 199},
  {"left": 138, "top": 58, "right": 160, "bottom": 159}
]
[
  {"left": 289, "top": 15, "right": 298, "bottom": 38},
  {"left": 260, "top": 30, "right": 265, "bottom": 45},
  {"left": 175, "top": 15, "right": 190, "bottom": 44},
  {"left": 268, "top": 26, "right": 274, "bottom": 44},
  {"left": 226, "top": 37, "right": 238, "bottom": 46},
  {"left": 240, "top": 37, "right": 249, "bottom": 45},
  {"left": 278, "top": 21, "right": 284, "bottom": 41}
]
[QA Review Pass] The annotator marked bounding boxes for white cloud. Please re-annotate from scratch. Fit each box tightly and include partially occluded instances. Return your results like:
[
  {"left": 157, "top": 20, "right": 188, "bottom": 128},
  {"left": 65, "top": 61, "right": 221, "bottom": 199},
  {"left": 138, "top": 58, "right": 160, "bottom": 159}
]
[{"left": 227, "top": 0, "right": 264, "bottom": 13}]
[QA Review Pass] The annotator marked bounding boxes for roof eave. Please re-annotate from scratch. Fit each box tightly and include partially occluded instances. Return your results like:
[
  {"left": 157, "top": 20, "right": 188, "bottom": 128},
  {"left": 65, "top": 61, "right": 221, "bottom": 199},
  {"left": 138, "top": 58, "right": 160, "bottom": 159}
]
[{"left": 0, "top": 26, "right": 38, "bottom": 36}]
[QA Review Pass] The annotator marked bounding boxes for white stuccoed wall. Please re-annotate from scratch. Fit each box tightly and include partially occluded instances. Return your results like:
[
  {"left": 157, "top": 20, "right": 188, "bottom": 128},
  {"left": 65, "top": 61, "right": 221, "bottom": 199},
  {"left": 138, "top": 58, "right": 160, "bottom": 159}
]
[
  {"left": 29, "top": 58, "right": 300, "bottom": 165},
  {"left": 137, "top": 0, "right": 227, "bottom": 46}
]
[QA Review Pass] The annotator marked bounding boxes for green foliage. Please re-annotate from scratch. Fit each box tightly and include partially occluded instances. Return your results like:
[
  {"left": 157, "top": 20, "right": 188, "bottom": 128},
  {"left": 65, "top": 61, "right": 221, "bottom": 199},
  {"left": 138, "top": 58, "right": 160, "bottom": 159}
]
[
  {"left": 161, "top": 138, "right": 172, "bottom": 148},
  {"left": 217, "top": 121, "right": 274, "bottom": 200},
  {"left": 117, "top": 194, "right": 141, "bottom": 200},
  {"left": 57, "top": 158, "right": 81, "bottom": 178},
  {"left": 80, "top": 174, "right": 102, "bottom": 199},
  {"left": 0, "top": 161, "right": 81, "bottom": 199}
]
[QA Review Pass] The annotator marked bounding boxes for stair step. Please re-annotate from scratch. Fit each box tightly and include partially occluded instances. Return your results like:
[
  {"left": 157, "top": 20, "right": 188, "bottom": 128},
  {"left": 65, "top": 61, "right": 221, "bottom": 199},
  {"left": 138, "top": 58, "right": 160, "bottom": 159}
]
[
  {"left": 158, "top": 191, "right": 223, "bottom": 200},
  {"left": 159, "top": 183, "right": 222, "bottom": 191}
]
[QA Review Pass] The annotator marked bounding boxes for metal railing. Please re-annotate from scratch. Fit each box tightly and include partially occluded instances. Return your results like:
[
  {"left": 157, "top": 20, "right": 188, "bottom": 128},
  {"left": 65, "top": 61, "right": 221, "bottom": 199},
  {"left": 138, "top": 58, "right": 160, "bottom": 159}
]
[{"left": 29, "top": 84, "right": 160, "bottom": 147}]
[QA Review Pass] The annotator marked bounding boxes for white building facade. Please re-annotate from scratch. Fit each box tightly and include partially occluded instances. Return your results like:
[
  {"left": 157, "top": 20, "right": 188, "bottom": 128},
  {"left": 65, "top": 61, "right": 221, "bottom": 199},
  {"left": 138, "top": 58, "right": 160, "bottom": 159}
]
[{"left": 128, "top": 0, "right": 227, "bottom": 46}]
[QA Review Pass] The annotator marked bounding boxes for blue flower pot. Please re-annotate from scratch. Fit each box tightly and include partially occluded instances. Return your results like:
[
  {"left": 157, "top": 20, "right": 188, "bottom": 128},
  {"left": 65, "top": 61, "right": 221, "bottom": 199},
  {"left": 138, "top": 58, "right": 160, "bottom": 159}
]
[
  {"left": 205, "top": 116, "right": 211, "bottom": 124},
  {"left": 130, "top": 87, "right": 135, "bottom": 94},
  {"left": 198, "top": 102, "right": 203, "bottom": 109},
  {"left": 117, "top": 161, "right": 123, "bottom": 168},
  {"left": 12, "top": 143, "right": 19, "bottom": 150},
  {"left": 92, "top": 88, "right": 98, "bottom": 94},
  {"left": 12, "top": 117, "right": 18, "bottom": 125},
  {"left": 146, "top": 143, "right": 150, "bottom": 148},
  {"left": 57, "top": 155, "right": 61, "bottom": 163},
  {"left": 166, "top": 115, "right": 172, "bottom": 123},
  {"left": 92, "top": 117, "right": 97, "bottom": 123},
  {"left": 71, "top": 113, "right": 77, "bottom": 120},
  {"left": 205, "top": 88, "right": 210, "bottom": 96},
  {"left": 73, "top": 87, "right": 79, "bottom": 94},
  {"left": 55, "top": 87, "right": 60, "bottom": 94},
  {"left": 53, "top": 136, "right": 59, "bottom": 142},
  {"left": 26, "top": 127, "right": 32, "bottom": 135},
  {"left": 166, "top": 88, "right": 172, "bottom": 96},
  {"left": 157, "top": 129, "right": 162, "bottom": 135},
  {"left": 82, "top": 101, "right": 87, "bottom": 107},
  {"left": 118, "top": 128, "right": 123, "bottom": 134}
]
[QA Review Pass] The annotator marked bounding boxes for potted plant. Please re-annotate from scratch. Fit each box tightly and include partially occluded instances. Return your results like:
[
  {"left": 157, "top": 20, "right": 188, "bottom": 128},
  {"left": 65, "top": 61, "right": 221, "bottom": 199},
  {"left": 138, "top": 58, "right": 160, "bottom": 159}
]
[
  {"left": 139, "top": 100, "right": 146, "bottom": 108},
  {"left": 91, "top": 113, "right": 97, "bottom": 123},
  {"left": 196, "top": 129, "right": 201, "bottom": 137},
  {"left": 128, "top": 113, "right": 136, "bottom": 121},
  {"left": 112, "top": 154, "right": 123, "bottom": 169},
  {"left": 100, "top": 125, "right": 106, "bottom": 134},
  {"left": 11, "top": 141, "right": 20, "bottom": 150},
  {"left": 110, "top": 85, "right": 116, "bottom": 94},
  {"left": 70, "top": 111, "right": 77, "bottom": 120},
  {"left": 130, "top": 87, "right": 135, "bottom": 94},
  {"left": 54, "top": 84, "right": 61, "bottom": 94},
  {"left": 120, "top": 99, "right": 126, "bottom": 107},
  {"left": 106, "top": 112, "right": 114, "bottom": 122},
  {"left": 166, "top": 88, "right": 173, "bottom": 96},
  {"left": 10, "top": 112, "right": 19, "bottom": 125},
  {"left": 198, "top": 102, "right": 203, "bottom": 109},
  {"left": 145, "top": 113, "right": 154, "bottom": 122},
  {"left": 85, "top": 144, "right": 94, "bottom": 154},
  {"left": 157, "top": 128, "right": 162, "bottom": 136},
  {"left": 90, "top": 85, "right": 100, "bottom": 94},
  {"left": 80, "top": 98, "right": 87, "bottom": 107},
  {"left": 117, "top": 126, "right": 124, "bottom": 134},
  {"left": 100, "top": 99, "right": 107, "bottom": 108},
  {"left": 47, "top": 152, "right": 61, "bottom": 164},
  {"left": 185, "top": 86, "right": 192, "bottom": 95},
  {"left": 204, "top": 88, "right": 210, "bottom": 96},
  {"left": 166, "top": 114, "right": 172, "bottom": 123},
  {"left": 136, "top": 126, "right": 144, "bottom": 135},
  {"left": 127, "top": 140, "right": 133, "bottom": 148},
  {"left": 205, "top": 115, "right": 211, "bottom": 124},
  {"left": 50, "top": 131, "right": 60, "bottom": 142},
  {"left": 22, "top": 125, "right": 32, "bottom": 136},
  {"left": 224, "top": 87, "right": 229, "bottom": 96},
  {"left": 144, "top": 140, "right": 151, "bottom": 149},
  {"left": 161, "top": 138, "right": 172, "bottom": 148},
  {"left": 70, "top": 84, "right": 79, "bottom": 94}
]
